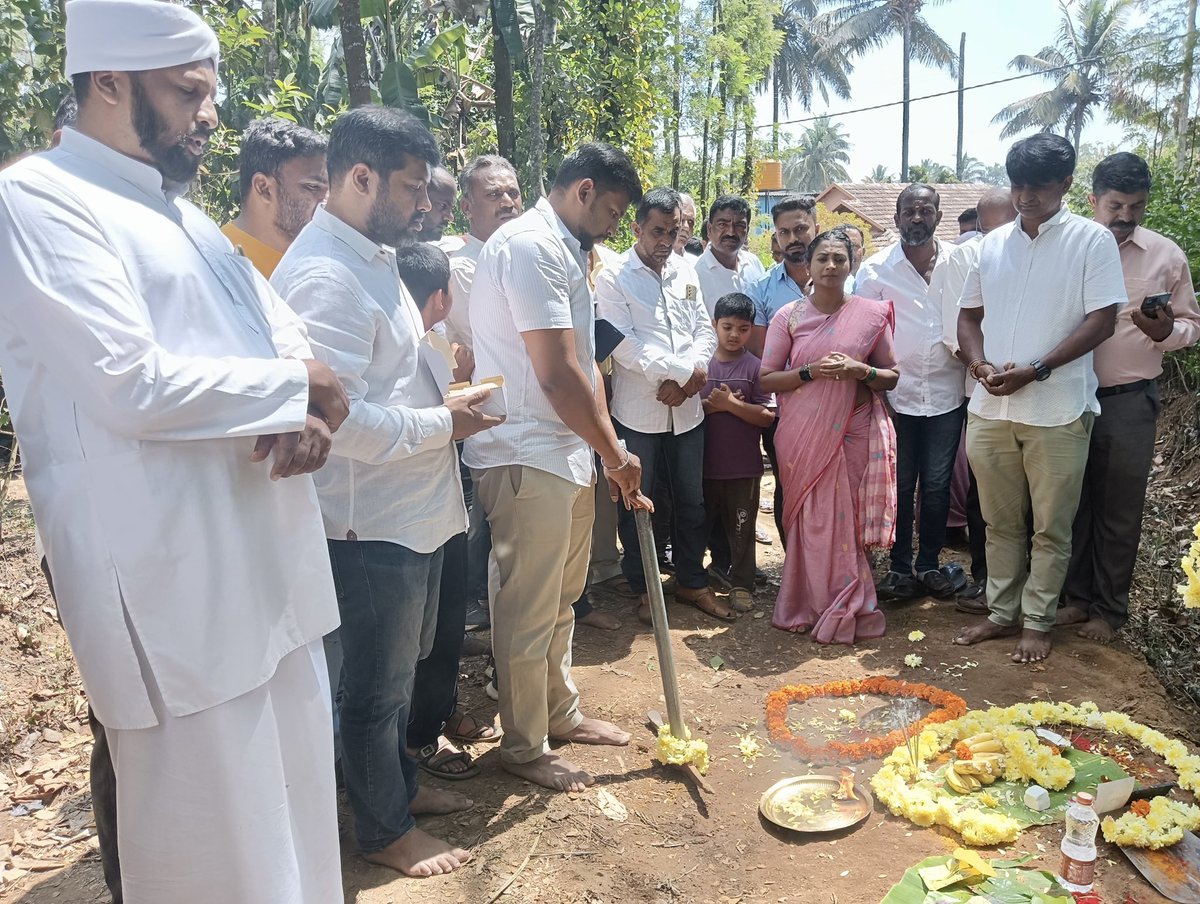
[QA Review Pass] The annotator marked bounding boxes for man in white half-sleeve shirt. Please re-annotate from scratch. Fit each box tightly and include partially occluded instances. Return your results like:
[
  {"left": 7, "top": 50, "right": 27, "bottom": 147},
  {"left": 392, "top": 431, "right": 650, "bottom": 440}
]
[
  {"left": 695, "top": 194, "right": 767, "bottom": 316},
  {"left": 464, "top": 143, "right": 650, "bottom": 793},
  {"left": 954, "top": 134, "right": 1124, "bottom": 665},
  {"left": 596, "top": 188, "right": 728, "bottom": 624},
  {"left": 273, "top": 107, "right": 500, "bottom": 879},
  {"left": 0, "top": 1, "right": 351, "bottom": 900}
]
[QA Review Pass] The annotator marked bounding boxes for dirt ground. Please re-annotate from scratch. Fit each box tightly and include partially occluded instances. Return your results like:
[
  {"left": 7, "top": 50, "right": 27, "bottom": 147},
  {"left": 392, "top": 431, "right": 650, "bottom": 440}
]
[{"left": 0, "top": 474, "right": 1194, "bottom": 904}]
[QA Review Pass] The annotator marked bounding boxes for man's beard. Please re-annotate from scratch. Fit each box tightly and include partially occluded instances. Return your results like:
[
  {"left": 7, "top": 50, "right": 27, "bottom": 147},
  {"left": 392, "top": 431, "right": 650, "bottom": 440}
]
[
  {"left": 130, "top": 76, "right": 209, "bottom": 185},
  {"left": 274, "top": 189, "right": 313, "bottom": 242},
  {"left": 366, "top": 182, "right": 422, "bottom": 247},
  {"left": 899, "top": 224, "right": 935, "bottom": 247}
]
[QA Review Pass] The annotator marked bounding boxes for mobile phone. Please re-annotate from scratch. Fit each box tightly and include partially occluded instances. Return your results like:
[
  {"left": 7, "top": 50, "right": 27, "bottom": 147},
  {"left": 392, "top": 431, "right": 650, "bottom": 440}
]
[{"left": 1141, "top": 292, "right": 1172, "bottom": 317}]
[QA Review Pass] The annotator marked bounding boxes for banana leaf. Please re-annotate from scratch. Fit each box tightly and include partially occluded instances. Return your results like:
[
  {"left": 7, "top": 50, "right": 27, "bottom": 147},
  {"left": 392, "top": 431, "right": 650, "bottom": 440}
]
[
  {"left": 935, "top": 747, "right": 1128, "bottom": 827},
  {"left": 880, "top": 855, "right": 1074, "bottom": 904}
]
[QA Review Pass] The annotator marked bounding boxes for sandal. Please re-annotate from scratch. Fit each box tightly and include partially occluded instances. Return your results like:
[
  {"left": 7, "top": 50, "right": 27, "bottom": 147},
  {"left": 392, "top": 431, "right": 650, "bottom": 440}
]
[
  {"left": 412, "top": 740, "right": 480, "bottom": 781},
  {"left": 729, "top": 588, "right": 755, "bottom": 612},
  {"left": 444, "top": 709, "right": 502, "bottom": 744},
  {"left": 674, "top": 586, "right": 736, "bottom": 622}
]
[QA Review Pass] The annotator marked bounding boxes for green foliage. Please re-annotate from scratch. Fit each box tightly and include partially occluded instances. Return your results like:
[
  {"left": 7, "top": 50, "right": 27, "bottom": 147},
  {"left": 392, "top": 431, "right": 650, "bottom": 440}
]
[
  {"left": 1144, "top": 162, "right": 1200, "bottom": 287},
  {"left": 781, "top": 115, "right": 850, "bottom": 192},
  {"left": 0, "top": 0, "right": 66, "bottom": 161},
  {"left": 816, "top": 202, "right": 877, "bottom": 259}
]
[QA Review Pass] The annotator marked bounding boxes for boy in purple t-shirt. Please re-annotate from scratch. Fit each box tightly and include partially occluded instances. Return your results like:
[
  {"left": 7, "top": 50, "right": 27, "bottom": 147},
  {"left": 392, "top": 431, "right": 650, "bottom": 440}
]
[{"left": 701, "top": 293, "right": 775, "bottom": 612}]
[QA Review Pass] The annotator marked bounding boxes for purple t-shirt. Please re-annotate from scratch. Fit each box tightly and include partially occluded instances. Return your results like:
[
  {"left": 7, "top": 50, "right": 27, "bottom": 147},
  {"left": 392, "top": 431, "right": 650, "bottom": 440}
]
[{"left": 701, "top": 351, "right": 771, "bottom": 480}]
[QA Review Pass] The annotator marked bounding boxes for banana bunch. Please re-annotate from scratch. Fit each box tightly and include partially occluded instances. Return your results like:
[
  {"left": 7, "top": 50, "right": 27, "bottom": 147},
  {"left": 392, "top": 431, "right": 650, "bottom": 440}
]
[{"left": 945, "top": 733, "right": 1005, "bottom": 794}]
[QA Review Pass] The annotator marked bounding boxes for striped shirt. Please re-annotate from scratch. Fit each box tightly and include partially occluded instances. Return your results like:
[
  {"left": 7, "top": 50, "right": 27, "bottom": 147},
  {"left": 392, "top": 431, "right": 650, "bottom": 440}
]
[{"left": 462, "top": 198, "right": 597, "bottom": 486}]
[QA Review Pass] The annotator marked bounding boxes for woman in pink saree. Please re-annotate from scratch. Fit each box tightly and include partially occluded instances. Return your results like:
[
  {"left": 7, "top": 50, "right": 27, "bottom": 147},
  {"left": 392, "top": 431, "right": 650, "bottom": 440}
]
[{"left": 760, "top": 229, "right": 899, "bottom": 644}]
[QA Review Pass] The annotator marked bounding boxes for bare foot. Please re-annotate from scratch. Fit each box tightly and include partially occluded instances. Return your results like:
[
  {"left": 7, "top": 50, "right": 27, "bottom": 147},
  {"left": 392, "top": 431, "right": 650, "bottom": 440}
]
[
  {"left": 410, "top": 785, "right": 473, "bottom": 816},
  {"left": 954, "top": 619, "right": 1020, "bottom": 646},
  {"left": 363, "top": 827, "right": 472, "bottom": 877},
  {"left": 552, "top": 717, "right": 630, "bottom": 746},
  {"left": 1011, "top": 628, "right": 1052, "bottom": 663},
  {"left": 1055, "top": 605, "right": 1089, "bottom": 627},
  {"left": 578, "top": 609, "right": 621, "bottom": 630},
  {"left": 503, "top": 753, "right": 594, "bottom": 792},
  {"left": 1076, "top": 618, "right": 1115, "bottom": 643}
]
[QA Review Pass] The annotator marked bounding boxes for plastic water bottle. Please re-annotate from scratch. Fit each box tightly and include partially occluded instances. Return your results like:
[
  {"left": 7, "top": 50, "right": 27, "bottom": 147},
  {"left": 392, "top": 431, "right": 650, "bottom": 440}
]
[{"left": 1058, "top": 791, "right": 1100, "bottom": 892}]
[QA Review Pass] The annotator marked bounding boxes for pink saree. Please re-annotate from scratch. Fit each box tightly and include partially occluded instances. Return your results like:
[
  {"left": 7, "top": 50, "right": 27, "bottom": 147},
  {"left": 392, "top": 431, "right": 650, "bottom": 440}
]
[{"left": 762, "top": 296, "right": 898, "bottom": 644}]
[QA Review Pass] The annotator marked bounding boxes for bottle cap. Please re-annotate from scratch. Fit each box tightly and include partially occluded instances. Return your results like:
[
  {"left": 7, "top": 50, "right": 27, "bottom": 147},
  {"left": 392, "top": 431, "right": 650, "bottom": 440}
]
[{"left": 1075, "top": 792, "right": 1095, "bottom": 806}]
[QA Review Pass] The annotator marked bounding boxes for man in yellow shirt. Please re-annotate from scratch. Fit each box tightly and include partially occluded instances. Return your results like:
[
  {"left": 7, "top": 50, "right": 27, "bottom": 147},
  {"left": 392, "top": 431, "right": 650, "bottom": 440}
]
[{"left": 222, "top": 118, "right": 328, "bottom": 277}]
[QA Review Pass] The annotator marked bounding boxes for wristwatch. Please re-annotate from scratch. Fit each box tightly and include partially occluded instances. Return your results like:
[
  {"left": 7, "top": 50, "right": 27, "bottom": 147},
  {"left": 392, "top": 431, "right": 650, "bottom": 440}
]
[
  {"left": 799, "top": 364, "right": 814, "bottom": 382},
  {"left": 1030, "top": 359, "right": 1052, "bottom": 382}
]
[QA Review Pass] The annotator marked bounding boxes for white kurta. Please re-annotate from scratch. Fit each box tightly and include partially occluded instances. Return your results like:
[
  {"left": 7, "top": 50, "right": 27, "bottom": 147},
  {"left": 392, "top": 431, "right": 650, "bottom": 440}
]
[
  {"left": 0, "top": 129, "right": 340, "bottom": 730},
  {"left": 0, "top": 129, "right": 343, "bottom": 902}
]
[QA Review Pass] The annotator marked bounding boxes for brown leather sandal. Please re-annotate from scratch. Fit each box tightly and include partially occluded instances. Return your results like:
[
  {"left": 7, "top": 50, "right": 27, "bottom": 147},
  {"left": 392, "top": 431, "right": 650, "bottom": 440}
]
[{"left": 674, "top": 586, "right": 736, "bottom": 622}]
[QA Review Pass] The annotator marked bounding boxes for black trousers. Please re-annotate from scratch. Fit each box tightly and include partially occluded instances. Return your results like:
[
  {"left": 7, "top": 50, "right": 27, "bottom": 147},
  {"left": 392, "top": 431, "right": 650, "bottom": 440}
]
[{"left": 1063, "top": 381, "right": 1160, "bottom": 629}]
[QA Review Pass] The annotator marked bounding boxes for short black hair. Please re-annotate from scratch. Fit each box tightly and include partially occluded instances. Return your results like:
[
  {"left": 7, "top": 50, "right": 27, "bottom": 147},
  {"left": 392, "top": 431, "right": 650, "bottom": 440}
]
[
  {"left": 635, "top": 187, "right": 681, "bottom": 224},
  {"left": 327, "top": 105, "right": 440, "bottom": 185},
  {"left": 428, "top": 166, "right": 456, "bottom": 195},
  {"left": 708, "top": 194, "right": 751, "bottom": 224},
  {"left": 54, "top": 92, "right": 78, "bottom": 131},
  {"left": 1006, "top": 133, "right": 1076, "bottom": 186},
  {"left": 552, "top": 142, "right": 643, "bottom": 204},
  {"left": 770, "top": 193, "right": 816, "bottom": 223},
  {"left": 395, "top": 242, "right": 450, "bottom": 309},
  {"left": 70, "top": 73, "right": 90, "bottom": 104},
  {"left": 713, "top": 292, "right": 756, "bottom": 323},
  {"left": 842, "top": 222, "right": 864, "bottom": 240},
  {"left": 238, "top": 118, "right": 327, "bottom": 199},
  {"left": 1092, "top": 151, "right": 1152, "bottom": 196},
  {"left": 957, "top": 207, "right": 977, "bottom": 224},
  {"left": 896, "top": 182, "right": 940, "bottom": 213},
  {"left": 806, "top": 227, "right": 854, "bottom": 264},
  {"left": 683, "top": 236, "right": 704, "bottom": 255}
]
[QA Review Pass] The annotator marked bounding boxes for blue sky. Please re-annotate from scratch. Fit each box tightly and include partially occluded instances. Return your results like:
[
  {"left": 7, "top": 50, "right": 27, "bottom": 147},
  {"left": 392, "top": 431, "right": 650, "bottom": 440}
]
[{"left": 747, "top": 0, "right": 1149, "bottom": 179}]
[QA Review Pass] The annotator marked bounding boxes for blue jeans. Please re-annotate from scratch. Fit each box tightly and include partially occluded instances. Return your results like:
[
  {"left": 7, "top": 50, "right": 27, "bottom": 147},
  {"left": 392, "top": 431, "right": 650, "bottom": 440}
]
[
  {"left": 890, "top": 403, "right": 966, "bottom": 575},
  {"left": 327, "top": 538, "right": 442, "bottom": 852},
  {"left": 616, "top": 422, "right": 706, "bottom": 593},
  {"left": 408, "top": 532, "right": 467, "bottom": 750}
]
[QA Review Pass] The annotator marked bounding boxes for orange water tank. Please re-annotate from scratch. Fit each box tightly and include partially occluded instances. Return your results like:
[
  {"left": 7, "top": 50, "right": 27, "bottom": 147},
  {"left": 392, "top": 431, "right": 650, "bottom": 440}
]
[{"left": 756, "top": 159, "right": 784, "bottom": 192}]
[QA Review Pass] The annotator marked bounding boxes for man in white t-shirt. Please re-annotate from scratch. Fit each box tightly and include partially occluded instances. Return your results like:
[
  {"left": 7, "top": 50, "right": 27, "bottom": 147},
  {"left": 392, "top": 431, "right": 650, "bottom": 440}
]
[
  {"left": 464, "top": 143, "right": 649, "bottom": 793},
  {"left": 954, "top": 134, "right": 1125, "bottom": 664}
]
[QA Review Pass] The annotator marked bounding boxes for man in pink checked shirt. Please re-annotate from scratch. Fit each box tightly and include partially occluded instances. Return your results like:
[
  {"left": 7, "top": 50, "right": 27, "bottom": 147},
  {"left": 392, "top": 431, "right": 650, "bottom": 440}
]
[{"left": 1059, "top": 152, "right": 1200, "bottom": 642}]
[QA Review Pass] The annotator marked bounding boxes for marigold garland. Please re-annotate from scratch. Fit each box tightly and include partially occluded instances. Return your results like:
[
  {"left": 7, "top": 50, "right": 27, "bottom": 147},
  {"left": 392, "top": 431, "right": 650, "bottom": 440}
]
[
  {"left": 870, "top": 700, "right": 1200, "bottom": 848},
  {"left": 764, "top": 677, "right": 968, "bottom": 763}
]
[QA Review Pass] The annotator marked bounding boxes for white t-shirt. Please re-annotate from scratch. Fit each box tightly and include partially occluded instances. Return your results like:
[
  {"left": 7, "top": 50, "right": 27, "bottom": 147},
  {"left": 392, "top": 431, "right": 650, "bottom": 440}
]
[{"left": 463, "top": 198, "right": 597, "bottom": 486}]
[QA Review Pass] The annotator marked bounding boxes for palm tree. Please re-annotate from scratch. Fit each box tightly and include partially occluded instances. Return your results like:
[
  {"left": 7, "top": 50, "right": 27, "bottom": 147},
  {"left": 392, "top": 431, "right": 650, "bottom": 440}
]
[
  {"left": 825, "top": 0, "right": 957, "bottom": 181},
  {"left": 957, "top": 154, "right": 989, "bottom": 182},
  {"left": 992, "top": 0, "right": 1143, "bottom": 152},
  {"left": 908, "top": 158, "right": 955, "bottom": 182},
  {"left": 865, "top": 164, "right": 894, "bottom": 182},
  {"left": 782, "top": 115, "right": 851, "bottom": 191},
  {"left": 760, "top": 1, "right": 855, "bottom": 153},
  {"left": 337, "top": 0, "right": 372, "bottom": 106}
]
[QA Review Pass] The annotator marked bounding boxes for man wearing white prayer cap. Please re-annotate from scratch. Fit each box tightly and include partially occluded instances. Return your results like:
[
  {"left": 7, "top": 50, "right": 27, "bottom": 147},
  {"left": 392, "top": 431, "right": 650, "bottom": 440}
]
[{"left": 0, "top": 2, "right": 349, "bottom": 902}]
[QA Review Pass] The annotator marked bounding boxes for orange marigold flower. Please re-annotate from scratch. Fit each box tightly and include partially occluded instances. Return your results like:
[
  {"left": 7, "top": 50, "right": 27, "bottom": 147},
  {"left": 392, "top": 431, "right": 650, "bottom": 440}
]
[
  {"left": 954, "top": 742, "right": 973, "bottom": 760},
  {"left": 1130, "top": 799, "right": 1152, "bottom": 818}
]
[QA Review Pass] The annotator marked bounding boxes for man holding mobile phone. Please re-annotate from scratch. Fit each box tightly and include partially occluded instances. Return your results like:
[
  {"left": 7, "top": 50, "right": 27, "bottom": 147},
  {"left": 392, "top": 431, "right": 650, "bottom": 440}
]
[{"left": 1060, "top": 152, "right": 1200, "bottom": 642}]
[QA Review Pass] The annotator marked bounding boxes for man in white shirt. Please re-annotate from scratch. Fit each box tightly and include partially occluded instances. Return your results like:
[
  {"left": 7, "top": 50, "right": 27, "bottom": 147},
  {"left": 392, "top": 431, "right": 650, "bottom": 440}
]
[
  {"left": 934, "top": 188, "right": 1018, "bottom": 605},
  {"left": 595, "top": 188, "right": 728, "bottom": 623},
  {"left": 0, "top": 2, "right": 351, "bottom": 900},
  {"left": 858, "top": 184, "right": 964, "bottom": 601},
  {"left": 695, "top": 195, "right": 767, "bottom": 316},
  {"left": 954, "top": 134, "right": 1124, "bottom": 664},
  {"left": 464, "top": 143, "right": 649, "bottom": 793},
  {"left": 273, "top": 106, "right": 500, "bottom": 878}
]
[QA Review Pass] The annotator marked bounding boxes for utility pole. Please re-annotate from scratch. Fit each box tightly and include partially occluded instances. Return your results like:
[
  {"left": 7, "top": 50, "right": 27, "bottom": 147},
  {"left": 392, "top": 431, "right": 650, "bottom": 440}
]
[{"left": 956, "top": 32, "right": 966, "bottom": 180}]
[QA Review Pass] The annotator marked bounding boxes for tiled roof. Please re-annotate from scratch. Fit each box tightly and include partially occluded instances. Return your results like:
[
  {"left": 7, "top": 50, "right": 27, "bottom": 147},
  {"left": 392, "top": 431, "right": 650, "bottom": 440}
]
[{"left": 816, "top": 182, "right": 993, "bottom": 246}]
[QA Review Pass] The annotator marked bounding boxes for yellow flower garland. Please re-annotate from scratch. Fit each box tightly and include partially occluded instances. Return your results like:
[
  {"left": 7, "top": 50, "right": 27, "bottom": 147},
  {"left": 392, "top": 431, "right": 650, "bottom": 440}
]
[
  {"left": 870, "top": 701, "right": 1200, "bottom": 848},
  {"left": 1179, "top": 521, "right": 1200, "bottom": 609}
]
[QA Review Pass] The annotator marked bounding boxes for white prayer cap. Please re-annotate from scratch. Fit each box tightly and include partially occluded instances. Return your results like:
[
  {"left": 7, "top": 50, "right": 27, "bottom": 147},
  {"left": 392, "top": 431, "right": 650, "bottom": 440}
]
[{"left": 65, "top": 0, "right": 219, "bottom": 78}]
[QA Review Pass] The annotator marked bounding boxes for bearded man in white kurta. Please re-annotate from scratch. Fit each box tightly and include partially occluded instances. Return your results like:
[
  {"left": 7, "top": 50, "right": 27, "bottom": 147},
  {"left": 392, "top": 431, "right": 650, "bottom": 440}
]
[{"left": 0, "top": 2, "right": 348, "bottom": 902}]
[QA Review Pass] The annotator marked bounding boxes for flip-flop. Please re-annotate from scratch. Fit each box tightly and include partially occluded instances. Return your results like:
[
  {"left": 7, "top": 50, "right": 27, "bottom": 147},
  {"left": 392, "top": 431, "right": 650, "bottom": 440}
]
[
  {"left": 444, "top": 711, "right": 502, "bottom": 744},
  {"left": 674, "top": 587, "right": 737, "bottom": 622},
  {"left": 412, "top": 742, "right": 480, "bottom": 781}
]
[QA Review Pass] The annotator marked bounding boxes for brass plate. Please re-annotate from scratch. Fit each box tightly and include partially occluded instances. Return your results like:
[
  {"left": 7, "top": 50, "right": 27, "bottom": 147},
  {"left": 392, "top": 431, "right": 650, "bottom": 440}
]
[{"left": 759, "top": 774, "right": 874, "bottom": 833}]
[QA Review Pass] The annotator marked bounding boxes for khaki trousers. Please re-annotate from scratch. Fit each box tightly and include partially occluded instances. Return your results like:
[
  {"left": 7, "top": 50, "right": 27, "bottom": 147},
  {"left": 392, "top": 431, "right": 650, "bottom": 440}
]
[
  {"left": 966, "top": 412, "right": 1093, "bottom": 632},
  {"left": 474, "top": 465, "right": 593, "bottom": 764}
]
